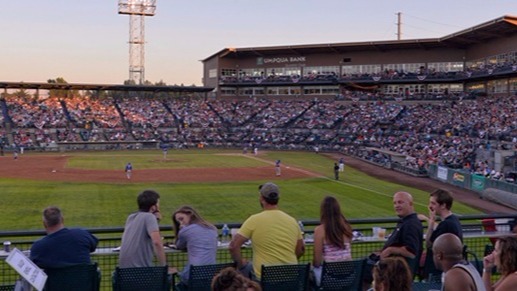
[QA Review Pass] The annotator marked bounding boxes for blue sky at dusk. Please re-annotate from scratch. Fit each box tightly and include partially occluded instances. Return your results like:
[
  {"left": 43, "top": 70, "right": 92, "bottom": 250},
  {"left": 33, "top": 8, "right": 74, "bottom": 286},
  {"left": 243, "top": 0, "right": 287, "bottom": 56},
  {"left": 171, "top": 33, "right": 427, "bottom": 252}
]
[{"left": 1, "top": 0, "right": 516, "bottom": 85}]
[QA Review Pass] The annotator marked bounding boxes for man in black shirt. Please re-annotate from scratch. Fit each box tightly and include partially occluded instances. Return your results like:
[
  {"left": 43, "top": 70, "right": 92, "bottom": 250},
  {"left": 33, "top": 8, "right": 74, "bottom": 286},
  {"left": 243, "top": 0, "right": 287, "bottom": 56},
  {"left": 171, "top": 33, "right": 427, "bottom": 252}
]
[
  {"left": 380, "top": 191, "right": 423, "bottom": 277},
  {"left": 420, "top": 189, "right": 463, "bottom": 279}
]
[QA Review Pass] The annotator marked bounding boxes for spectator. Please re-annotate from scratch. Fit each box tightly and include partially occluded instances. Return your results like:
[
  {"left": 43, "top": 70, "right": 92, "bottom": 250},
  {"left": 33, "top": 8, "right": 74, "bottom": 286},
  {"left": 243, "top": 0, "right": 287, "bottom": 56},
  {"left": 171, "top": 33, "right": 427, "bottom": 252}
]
[
  {"left": 364, "top": 192, "right": 422, "bottom": 289},
  {"left": 483, "top": 236, "right": 517, "bottom": 291},
  {"left": 172, "top": 206, "right": 218, "bottom": 287},
  {"left": 228, "top": 182, "right": 305, "bottom": 280},
  {"left": 509, "top": 219, "right": 517, "bottom": 234},
  {"left": 372, "top": 257, "right": 412, "bottom": 291},
  {"left": 211, "top": 267, "right": 262, "bottom": 291},
  {"left": 30, "top": 206, "right": 98, "bottom": 268},
  {"left": 380, "top": 192, "right": 423, "bottom": 272},
  {"left": 118, "top": 190, "right": 167, "bottom": 268},
  {"left": 312, "top": 196, "right": 353, "bottom": 286},
  {"left": 433, "top": 233, "right": 485, "bottom": 291},
  {"left": 420, "top": 189, "right": 463, "bottom": 278}
]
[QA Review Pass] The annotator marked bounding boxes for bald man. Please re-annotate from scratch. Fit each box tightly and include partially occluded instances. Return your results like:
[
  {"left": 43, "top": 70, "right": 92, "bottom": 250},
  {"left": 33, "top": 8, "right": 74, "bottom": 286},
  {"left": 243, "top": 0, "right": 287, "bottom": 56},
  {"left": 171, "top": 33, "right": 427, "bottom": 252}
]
[
  {"left": 380, "top": 192, "right": 423, "bottom": 261},
  {"left": 433, "top": 233, "right": 486, "bottom": 291}
]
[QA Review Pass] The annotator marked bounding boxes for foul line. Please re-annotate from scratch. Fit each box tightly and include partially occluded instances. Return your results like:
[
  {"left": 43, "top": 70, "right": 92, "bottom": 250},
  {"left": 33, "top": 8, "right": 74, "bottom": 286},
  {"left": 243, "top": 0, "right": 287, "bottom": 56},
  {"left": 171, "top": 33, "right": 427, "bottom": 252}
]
[{"left": 240, "top": 153, "right": 428, "bottom": 207}]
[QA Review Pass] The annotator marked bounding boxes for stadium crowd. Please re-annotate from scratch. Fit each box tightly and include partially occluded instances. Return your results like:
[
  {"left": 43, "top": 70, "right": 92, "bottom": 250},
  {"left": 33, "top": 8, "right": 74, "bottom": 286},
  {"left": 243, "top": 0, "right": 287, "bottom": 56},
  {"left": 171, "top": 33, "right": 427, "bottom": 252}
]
[{"left": 1, "top": 93, "right": 516, "bottom": 175}]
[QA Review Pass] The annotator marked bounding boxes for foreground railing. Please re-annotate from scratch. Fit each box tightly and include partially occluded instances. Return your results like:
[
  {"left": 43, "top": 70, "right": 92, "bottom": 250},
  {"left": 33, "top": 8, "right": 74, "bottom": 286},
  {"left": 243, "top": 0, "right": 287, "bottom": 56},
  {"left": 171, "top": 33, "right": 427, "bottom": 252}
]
[{"left": 1, "top": 214, "right": 515, "bottom": 290}]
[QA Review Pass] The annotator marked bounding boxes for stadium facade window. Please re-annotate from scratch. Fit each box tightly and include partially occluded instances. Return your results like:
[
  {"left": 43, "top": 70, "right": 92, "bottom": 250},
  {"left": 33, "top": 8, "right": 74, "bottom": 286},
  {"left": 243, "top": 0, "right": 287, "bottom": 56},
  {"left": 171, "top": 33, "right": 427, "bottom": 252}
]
[
  {"left": 449, "top": 84, "right": 464, "bottom": 93},
  {"left": 466, "top": 82, "right": 486, "bottom": 92},
  {"left": 266, "top": 68, "right": 290, "bottom": 76},
  {"left": 208, "top": 69, "right": 217, "bottom": 78},
  {"left": 278, "top": 87, "right": 289, "bottom": 95},
  {"left": 290, "top": 87, "right": 301, "bottom": 95},
  {"left": 221, "top": 69, "right": 237, "bottom": 77},
  {"left": 384, "top": 63, "right": 425, "bottom": 74},
  {"left": 487, "top": 79, "right": 508, "bottom": 93},
  {"left": 510, "top": 78, "right": 517, "bottom": 93},
  {"left": 466, "top": 59, "right": 485, "bottom": 69},
  {"left": 383, "top": 84, "right": 425, "bottom": 95},
  {"left": 321, "top": 86, "right": 339, "bottom": 94},
  {"left": 342, "top": 64, "right": 382, "bottom": 75},
  {"left": 267, "top": 87, "right": 279, "bottom": 95},
  {"left": 427, "top": 62, "right": 464, "bottom": 72},
  {"left": 264, "top": 86, "right": 301, "bottom": 95},
  {"left": 220, "top": 87, "right": 236, "bottom": 95},
  {"left": 427, "top": 84, "right": 463, "bottom": 94},
  {"left": 487, "top": 55, "right": 498, "bottom": 66},
  {"left": 240, "top": 68, "right": 265, "bottom": 77},
  {"left": 240, "top": 87, "right": 265, "bottom": 95},
  {"left": 303, "top": 66, "right": 339, "bottom": 76},
  {"left": 303, "top": 86, "right": 338, "bottom": 95}
]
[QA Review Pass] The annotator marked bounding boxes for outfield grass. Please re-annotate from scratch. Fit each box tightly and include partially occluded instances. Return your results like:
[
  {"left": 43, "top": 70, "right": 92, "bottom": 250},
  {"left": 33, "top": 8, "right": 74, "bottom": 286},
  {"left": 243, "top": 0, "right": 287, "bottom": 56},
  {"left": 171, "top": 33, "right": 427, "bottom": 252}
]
[{"left": 0, "top": 149, "right": 482, "bottom": 231}]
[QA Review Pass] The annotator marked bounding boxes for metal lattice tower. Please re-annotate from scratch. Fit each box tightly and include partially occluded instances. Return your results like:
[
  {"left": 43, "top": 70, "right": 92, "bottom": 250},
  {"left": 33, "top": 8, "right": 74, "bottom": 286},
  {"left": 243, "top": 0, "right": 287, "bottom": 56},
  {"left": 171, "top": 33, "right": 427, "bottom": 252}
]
[{"left": 118, "top": 0, "right": 156, "bottom": 85}]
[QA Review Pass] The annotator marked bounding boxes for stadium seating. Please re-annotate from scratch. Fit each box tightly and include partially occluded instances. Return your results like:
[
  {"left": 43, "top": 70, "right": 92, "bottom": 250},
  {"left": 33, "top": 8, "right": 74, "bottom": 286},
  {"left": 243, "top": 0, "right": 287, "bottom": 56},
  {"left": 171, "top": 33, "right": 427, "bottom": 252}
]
[
  {"left": 112, "top": 266, "right": 170, "bottom": 291},
  {"left": 317, "top": 259, "right": 365, "bottom": 291},
  {"left": 260, "top": 263, "right": 310, "bottom": 291},
  {"left": 172, "top": 262, "right": 235, "bottom": 291},
  {"left": 43, "top": 263, "right": 100, "bottom": 291}
]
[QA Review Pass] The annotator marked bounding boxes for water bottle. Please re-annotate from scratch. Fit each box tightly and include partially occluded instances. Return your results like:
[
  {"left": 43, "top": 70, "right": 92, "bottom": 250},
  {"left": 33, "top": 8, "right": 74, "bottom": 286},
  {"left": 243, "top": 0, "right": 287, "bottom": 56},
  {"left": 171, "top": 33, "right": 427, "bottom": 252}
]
[
  {"left": 298, "top": 221, "right": 306, "bottom": 241},
  {"left": 298, "top": 221, "right": 304, "bottom": 234},
  {"left": 221, "top": 224, "right": 230, "bottom": 243}
]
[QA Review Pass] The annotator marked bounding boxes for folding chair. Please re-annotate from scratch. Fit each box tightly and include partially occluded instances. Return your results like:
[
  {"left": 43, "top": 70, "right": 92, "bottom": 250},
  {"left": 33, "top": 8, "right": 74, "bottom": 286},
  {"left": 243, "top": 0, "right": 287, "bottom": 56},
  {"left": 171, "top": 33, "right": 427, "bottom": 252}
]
[
  {"left": 172, "top": 262, "right": 235, "bottom": 291},
  {"left": 463, "top": 245, "right": 482, "bottom": 275},
  {"left": 113, "top": 266, "right": 170, "bottom": 291},
  {"left": 44, "top": 263, "right": 100, "bottom": 291},
  {"left": 260, "top": 263, "right": 310, "bottom": 291},
  {"left": 317, "top": 259, "right": 365, "bottom": 291}
]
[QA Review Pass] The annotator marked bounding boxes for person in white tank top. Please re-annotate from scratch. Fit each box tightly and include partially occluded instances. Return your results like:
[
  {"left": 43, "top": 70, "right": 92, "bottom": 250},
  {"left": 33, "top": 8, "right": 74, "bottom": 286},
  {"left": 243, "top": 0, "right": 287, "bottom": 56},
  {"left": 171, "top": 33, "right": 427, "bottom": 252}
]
[{"left": 433, "top": 233, "right": 486, "bottom": 291}]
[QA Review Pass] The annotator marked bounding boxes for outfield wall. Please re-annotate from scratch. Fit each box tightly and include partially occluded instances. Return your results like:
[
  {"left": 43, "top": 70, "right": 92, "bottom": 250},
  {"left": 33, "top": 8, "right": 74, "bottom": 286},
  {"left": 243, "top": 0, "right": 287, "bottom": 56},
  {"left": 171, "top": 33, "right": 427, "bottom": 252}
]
[{"left": 428, "top": 164, "right": 517, "bottom": 209}]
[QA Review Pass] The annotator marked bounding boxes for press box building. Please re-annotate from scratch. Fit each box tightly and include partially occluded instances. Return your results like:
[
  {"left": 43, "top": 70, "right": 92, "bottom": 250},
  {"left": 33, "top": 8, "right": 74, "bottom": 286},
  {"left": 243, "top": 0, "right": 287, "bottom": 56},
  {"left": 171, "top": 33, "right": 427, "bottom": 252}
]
[{"left": 202, "top": 15, "right": 517, "bottom": 100}]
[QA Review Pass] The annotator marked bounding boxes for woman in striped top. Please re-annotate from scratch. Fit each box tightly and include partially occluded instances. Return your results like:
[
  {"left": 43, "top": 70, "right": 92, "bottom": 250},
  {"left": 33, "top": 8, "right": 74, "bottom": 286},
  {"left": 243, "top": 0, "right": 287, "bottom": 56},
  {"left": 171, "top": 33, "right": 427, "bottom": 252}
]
[{"left": 312, "top": 196, "right": 353, "bottom": 286}]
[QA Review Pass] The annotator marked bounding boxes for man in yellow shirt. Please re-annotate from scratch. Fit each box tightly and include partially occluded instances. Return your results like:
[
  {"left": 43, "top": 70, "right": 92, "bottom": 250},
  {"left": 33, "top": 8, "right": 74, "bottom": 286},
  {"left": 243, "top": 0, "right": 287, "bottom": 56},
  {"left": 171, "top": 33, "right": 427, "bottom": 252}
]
[{"left": 229, "top": 182, "right": 305, "bottom": 279}]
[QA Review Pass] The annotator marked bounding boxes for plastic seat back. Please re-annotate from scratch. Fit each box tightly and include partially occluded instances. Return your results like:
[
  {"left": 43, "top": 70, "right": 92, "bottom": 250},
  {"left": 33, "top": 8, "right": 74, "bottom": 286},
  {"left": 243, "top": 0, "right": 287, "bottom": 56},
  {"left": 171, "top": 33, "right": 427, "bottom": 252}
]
[
  {"left": 113, "top": 266, "right": 169, "bottom": 291},
  {"left": 260, "top": 263, "right": 310, "bottom": 291},
  {"left": 187, "top": 262, "right": 235, "bottom": 291},
  {"left": 319, "top": 259, "right": 365, "bottom": 291},
  {"left": 44, "top": 263, "right": 100, "bottom": 291}
]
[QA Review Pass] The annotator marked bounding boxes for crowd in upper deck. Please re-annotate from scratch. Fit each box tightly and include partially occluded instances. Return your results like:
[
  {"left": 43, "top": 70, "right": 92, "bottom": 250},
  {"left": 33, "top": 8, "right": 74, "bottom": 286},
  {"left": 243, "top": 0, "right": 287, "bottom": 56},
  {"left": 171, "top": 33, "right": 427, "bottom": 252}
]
[{"left": 1, "top": 93, "right": 516, "bottom": 174}]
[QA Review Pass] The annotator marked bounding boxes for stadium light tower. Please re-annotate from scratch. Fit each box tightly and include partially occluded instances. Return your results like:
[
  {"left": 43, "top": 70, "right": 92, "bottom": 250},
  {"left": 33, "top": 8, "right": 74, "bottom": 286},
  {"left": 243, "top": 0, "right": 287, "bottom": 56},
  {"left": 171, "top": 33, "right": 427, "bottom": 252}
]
[{"left": 118, "top": 0, "right": 156, "bottom": 85}]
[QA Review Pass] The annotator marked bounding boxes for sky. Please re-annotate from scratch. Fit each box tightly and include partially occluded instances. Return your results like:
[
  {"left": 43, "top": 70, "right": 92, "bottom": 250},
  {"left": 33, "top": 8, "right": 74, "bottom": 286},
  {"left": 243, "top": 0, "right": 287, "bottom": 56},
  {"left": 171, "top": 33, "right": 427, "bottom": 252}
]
[{"left": 1, "top": 1, "right": 516, "bottom": 86}]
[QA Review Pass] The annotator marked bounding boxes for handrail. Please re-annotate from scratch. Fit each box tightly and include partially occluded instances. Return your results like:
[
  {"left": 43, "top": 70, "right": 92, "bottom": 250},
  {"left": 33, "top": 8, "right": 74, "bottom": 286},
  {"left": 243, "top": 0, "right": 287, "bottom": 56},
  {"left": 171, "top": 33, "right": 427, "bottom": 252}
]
[{"left": 1, "top": 214, "right": 515, "bottom": 239}]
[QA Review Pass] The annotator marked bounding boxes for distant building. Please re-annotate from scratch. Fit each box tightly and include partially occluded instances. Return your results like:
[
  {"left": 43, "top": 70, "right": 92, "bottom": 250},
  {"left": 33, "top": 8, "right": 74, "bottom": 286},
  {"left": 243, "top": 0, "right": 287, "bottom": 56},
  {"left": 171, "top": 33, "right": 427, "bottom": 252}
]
[{"left": 202, "top": 15, "right": 517, "bottom": 100}]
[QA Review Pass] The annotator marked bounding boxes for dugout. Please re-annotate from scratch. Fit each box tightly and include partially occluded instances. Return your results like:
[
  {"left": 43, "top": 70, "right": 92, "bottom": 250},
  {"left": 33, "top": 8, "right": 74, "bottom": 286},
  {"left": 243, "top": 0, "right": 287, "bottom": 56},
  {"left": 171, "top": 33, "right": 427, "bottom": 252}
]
[{"left": 364, "top": 147, "right": 406, "bottom": 166}]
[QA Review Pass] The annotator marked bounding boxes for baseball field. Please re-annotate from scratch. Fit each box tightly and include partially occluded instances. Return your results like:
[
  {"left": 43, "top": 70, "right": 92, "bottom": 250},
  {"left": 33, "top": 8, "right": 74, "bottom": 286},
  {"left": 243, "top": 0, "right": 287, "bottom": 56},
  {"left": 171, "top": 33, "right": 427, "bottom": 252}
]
[{"left": 0, "top": 149, "right": 482, "bottom": 231}]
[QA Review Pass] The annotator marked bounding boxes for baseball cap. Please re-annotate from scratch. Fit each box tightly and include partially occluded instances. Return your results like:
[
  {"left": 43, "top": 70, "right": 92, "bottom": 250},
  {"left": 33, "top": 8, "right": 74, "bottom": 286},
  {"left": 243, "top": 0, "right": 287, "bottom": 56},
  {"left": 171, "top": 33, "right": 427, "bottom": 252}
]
[{"left": 259, "top": 182, "right": 279, "bottom": 200}]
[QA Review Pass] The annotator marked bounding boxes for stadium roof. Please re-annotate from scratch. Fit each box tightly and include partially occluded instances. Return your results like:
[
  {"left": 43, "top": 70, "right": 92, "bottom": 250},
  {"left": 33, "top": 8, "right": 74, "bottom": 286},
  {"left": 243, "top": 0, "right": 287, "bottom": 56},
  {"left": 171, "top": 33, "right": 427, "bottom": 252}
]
[
  {"left": 0, "top": 81, "right": 214, "bottom": 93},
  {"left": 203, "top": 15, "right": 517, "bottom": 61}
]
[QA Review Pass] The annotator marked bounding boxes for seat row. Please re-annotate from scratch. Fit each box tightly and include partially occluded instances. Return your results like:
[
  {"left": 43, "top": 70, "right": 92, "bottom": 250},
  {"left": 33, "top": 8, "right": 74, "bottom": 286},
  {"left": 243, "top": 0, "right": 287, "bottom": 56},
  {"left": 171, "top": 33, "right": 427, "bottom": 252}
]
[{"left": 0, "top": 258, "right": 444, "bottom": 291}]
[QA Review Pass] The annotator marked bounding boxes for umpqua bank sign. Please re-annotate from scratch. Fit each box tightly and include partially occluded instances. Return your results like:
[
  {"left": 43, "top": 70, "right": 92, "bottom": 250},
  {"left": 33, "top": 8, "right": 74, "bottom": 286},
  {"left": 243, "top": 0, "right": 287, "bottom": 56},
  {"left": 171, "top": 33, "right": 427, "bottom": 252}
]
[{"left": 257, "top": 56, "right": 306, "bottom": 65}]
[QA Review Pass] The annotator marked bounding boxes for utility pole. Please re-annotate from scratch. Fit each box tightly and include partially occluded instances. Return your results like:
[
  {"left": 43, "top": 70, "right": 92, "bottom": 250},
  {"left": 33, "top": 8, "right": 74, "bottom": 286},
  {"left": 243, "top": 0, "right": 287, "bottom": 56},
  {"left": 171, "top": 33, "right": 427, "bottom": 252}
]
[{"left": 396, "top": 12, "right": 402, "bottom": 40}]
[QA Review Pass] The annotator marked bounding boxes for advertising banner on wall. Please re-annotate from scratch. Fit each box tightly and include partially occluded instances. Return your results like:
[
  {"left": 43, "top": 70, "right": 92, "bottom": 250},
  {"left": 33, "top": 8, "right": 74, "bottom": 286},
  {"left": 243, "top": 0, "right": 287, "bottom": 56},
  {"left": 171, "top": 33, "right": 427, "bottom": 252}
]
[
  {"left": 437, "top": 166, "right": 448, "bottom": 181},
  {"left": 471, "top": 174, "right": 486, "bottom": 192},
  {"left": 452, "top": 171, "right": 466, "bottom": 187}
]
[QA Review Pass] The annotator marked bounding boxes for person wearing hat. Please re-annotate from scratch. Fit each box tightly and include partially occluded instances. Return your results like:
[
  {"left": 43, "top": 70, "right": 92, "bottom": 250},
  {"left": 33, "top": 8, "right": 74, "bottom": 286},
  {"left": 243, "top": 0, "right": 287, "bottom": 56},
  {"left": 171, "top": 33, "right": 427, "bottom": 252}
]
[{"left": 229, "top": 182, "right": 305, "bottom": 280}]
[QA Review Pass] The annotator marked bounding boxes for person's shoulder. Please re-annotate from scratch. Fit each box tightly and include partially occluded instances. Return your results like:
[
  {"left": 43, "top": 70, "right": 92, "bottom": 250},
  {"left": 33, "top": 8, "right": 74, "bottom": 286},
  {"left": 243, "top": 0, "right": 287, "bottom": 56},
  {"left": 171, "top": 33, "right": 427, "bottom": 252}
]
[
  {"left": 499, "top": 273, "right": 517, "bottom": 290},
  {"left": 445, "top": 266, "right": 475, "bottom": 285},
  {"left": 68, "top": 228, "right": 93, "bottom": 235}
]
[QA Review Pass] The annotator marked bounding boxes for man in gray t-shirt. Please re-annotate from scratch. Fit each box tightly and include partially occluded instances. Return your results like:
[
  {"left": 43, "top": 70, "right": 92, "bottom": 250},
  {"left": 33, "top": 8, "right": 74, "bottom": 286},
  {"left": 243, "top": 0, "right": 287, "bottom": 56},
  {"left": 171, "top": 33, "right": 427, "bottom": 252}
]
[{"left": 119, "top": 190, "right": 166, "bottom": 268}]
